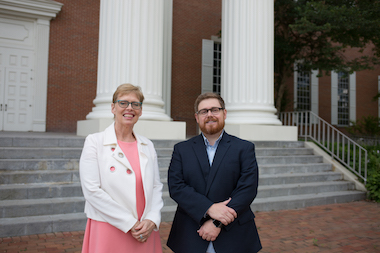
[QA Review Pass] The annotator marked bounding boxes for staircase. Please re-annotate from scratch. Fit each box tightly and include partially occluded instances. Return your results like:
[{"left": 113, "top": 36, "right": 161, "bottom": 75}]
[{"left": 0, "top": 133, "right": 366, "bottom": 237}]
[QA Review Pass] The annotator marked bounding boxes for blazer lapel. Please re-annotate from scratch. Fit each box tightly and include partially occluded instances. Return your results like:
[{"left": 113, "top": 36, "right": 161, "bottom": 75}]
[
  {"left": 205, "top": 133, "right": 231, "bottom": 195},
  {"left": 192, "top": 135, "right": 211, "bottom": 183}
]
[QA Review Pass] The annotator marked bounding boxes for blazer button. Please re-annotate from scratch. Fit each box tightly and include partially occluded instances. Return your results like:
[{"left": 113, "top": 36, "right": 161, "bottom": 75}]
[
  {"left": 126, "top": 169, "right": 132, "bottom": 174},
  {"left": 118, "top": 153, "right": 124, "bottom": 158},
  {"left": 110, "top": 166, "right": 116, "bottom": 172}
]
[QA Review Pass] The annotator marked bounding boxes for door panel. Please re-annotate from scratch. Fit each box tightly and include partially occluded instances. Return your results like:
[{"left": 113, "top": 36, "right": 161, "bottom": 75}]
[
  {"left": 0, "top": 47, "right": 34, "bottom": 131},
  {"left": 3, "top": 67, "right": 32, "bottom": 131}
]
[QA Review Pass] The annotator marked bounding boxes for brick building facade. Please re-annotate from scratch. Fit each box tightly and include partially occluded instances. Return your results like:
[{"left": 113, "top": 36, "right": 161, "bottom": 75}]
[{"left": 1, "top": 0, "right": 379, "bottom": 137}]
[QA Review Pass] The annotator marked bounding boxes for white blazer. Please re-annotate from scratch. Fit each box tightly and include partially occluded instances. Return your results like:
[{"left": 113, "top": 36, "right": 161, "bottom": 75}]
[{"left": 79, "top": 123, "right": 163, "bottom": 233}]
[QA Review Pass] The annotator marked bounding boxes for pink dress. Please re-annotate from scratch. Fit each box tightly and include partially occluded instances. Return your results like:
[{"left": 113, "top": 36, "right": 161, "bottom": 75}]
[{"left": 81, "top": 140, "right": 162, "bottom": 253}]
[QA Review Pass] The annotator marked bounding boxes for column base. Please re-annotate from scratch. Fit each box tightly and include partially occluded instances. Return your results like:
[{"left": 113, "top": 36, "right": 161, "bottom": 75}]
[
  {"left": 77, "top": 119, "right": 186, "bottom": 140},
  {"left": 224, "top": 124, "right": 297, "bottom": 141}
]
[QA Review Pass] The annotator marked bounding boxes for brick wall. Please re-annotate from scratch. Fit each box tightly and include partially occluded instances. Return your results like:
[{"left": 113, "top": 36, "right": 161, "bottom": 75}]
[{"left": 46, "top": 0, "right": 99, "bottom": 132}]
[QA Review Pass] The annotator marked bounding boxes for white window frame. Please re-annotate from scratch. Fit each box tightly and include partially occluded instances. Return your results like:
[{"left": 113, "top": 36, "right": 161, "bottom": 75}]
[
  {"left": 202, "top": 37, "right": 222, "bottom": 95},
  {"left": 331, "top": 71, "right": 356, "bottom": 126},
  {"left": 293, "top": 65, "right": 319, "bottom": 115}
]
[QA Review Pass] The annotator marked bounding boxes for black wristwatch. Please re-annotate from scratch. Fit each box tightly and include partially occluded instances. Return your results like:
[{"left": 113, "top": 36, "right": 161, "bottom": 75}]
[{"left": 212, "top": 219, "right": 223, "bottom": 228}]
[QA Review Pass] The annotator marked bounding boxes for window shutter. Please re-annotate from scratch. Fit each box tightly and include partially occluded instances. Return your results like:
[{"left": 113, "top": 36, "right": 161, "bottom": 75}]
[
  {"left": 349, "top": 72, "right": 356, "bottom": 123},
  {"left": 311, "top": 70, "right": 319, "bottom": 116},
  {"left": 201, "top": 39, "right": 214, "bottom": 93},
  {"left": 331, "top": 72, "right": 338, "bottom": 125}
]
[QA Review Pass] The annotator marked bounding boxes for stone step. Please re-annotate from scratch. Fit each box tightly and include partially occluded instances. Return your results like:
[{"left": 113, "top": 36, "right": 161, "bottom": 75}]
[
  {"left": 161, "top": 190, "right": 366, "bottom": 222},
  {"left": 257, "top": 155, "right": 323, "bottom": 165},
  {"left": 0, "top": 136, "right": 305, "bottom": 149},
  {"left": 255, "top": 148, "right": 313, "bottom": 156},
  {"left": 0, "top": 136, "right": 85, "bottom": 148},
  {"left": 160, "top": 171, "right": 340, "bottom": 191},
  {"left": 155, "top": 148, "right": 174, "bottom": 157},
  {"left": 0, "top": 197, "right": 84, "bottom": 218},
  {"left": 256, "top": 181, "right": 356, "bottom": 198},
  {"left": 0, "top": 170, "right": 79, "bottom": 185},
  {"left": 253, "top": 141, "right": 306, "bottom": 148},
  {"left": 157, "top": 154, "right": 325, "bottom": 169},
  {"left": 251, "top": 191, "right": 366, "bottom": 212},
  {"left": 0, "top": 182, "right": 82, "bottom": 200},
  {"left": 161, "top": 205, "right": 176, "bottom": 223},
  {"left": 0, "top": 147, "right": 83, "bottom": 159},
  {"left": 0, "top": 213, "right": 87, "bottom": 238},
  {"left": 0, "top": 159, "right": 79, "bottom": 171},
  {"left": 259, "top": 163, "right": 332, "bottom": 174},
  {"left": 0, "top": 156, "right": 325, "bottom": 175},
  {"left": 258, "top": 172, "right": 343, "bottom": 185},
  {"left": 0, "top": 146, "right": 173, "bottom": 160},
  {"left": 159, "top": 163, "right": 333, "bottom": 179}
]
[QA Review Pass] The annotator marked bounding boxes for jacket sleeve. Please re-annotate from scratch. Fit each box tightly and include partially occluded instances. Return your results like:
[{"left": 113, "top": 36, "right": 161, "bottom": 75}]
[
  {"left": 142, "top": 143, "right": 164, "bottom": 230},
  {"left": 168, "top": 143, "right": 214, "bottom": 224},
  {"left": 79, "top": 134, "right": 138, "bottom": 233},
  {"left": 227, "top": 141, "right": 259, "bottom": 216}
]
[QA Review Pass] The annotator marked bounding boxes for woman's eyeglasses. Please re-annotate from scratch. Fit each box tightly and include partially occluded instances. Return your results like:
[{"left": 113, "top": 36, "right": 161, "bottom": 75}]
[{"left": 115, "top": 100, "right": 142, "bottom": 109}]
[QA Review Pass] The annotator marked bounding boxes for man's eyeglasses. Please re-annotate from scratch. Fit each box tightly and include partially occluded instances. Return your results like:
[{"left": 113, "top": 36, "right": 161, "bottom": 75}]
[
  {"left": 115, "top": 100, "right": 142, "bottom": 109},
  {"left": 196, "top": 107, "right": 224, "bottom": 116}
]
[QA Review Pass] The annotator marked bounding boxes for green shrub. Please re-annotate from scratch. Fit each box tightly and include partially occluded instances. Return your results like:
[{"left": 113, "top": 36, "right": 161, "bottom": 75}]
[
  {"left": 348, "top": 116, "right": 380, "bottom": 137},
  {"left": 365, "top": 146, "right": 380, "bottom": 202},
  {"left": 321, "top": 141, "right": 380, "bottom": 202}
]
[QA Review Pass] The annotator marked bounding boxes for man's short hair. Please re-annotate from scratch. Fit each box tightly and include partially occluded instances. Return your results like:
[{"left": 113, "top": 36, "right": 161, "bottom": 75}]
[{"left": 194, "top": 93, "right": 225, "bottom": 112}]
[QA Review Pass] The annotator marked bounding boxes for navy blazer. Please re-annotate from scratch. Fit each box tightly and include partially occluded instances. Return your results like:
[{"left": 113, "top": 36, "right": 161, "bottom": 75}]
[{"left": 167, "top": 132, "right": 262, "bottom": 253}]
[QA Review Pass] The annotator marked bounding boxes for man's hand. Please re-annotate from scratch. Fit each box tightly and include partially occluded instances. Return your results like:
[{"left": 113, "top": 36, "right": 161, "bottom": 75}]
[
  {"left": 197, "top": 219, "right": 221, "bottom": 241},
  {"left": 207, "top": 198, "right": 237, "bottom": 226}
]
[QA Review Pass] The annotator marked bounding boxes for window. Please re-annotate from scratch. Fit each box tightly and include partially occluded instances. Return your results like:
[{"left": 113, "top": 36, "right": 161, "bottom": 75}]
[
  {"left": 296, "top": 70, "right": 311, "bottom": 111},
  {"left": 213, "top": 43, "right": 221, "bottom": 94},
  {"left": 202, "top": 39, "right": 221, "bottom": 95},
  {"left": 338, "top": 72, "right": 350, "bottom": 126},
  {"left": 294, "top": 65, "right": 319, "bottom": 118}
]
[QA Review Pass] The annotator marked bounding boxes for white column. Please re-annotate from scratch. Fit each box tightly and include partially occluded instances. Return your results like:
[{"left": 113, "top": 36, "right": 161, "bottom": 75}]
[
  {"left": 78, "top": 0, "right": 186, "bottom": 139},
  {"left": 222, "top": 0, "right": 281, "bottom": 125},
  {"left": 86, "top": 0, "right": 170, "bottom": 121}
]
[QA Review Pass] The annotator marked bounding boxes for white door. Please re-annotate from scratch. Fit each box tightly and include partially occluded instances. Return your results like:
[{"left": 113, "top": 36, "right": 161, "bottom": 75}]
[{"left": 0, "top": 48, "right": 34, "bottom": 131}]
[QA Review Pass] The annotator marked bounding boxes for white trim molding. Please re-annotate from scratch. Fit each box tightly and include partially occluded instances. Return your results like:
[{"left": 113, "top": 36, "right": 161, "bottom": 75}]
[
  {"left": 0, "top": 0, "right": 62, "bottom": 19},
  {"left": 331, "top": 71, "right": 356, "bottom": 126},
  {"left": 293, "top": 65, "right": 319, "bottom": 115}
]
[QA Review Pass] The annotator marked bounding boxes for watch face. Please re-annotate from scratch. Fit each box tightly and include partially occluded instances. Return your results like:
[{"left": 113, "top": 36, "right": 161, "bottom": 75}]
[{"left": 213, "top": 219, "right": 222, "bottom": 228}]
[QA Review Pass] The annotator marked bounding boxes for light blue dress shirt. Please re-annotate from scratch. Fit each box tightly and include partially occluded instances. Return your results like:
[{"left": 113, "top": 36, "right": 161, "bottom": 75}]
[{"left": 202, "top": 131, "right": 224, "bottom": 253}]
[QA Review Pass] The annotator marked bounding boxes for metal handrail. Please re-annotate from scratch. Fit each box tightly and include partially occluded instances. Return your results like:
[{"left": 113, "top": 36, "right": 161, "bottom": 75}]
[{"left": 279, "top": 111, "right": 367, "bottom": 184}]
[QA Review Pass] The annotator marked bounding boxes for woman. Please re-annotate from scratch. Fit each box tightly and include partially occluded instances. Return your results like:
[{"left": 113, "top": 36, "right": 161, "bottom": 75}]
[{"left": 80, "top": 83, "right": 163, "bottom": 253}]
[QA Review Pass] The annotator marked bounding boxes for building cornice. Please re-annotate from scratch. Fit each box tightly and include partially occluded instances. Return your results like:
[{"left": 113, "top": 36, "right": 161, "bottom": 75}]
[{"left": 0, "top": 0, "right": 63, "bottom": 19}]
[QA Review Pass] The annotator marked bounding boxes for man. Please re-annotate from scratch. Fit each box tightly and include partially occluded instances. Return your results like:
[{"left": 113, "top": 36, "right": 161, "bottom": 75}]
[{"left": 167, "top": 93, "right": 262, "bottom": 253}]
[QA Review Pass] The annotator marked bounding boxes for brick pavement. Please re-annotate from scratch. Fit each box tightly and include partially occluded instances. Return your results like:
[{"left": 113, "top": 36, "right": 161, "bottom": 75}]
[{"left": 0, "top": 201, "right": 379, "bottom": 253}]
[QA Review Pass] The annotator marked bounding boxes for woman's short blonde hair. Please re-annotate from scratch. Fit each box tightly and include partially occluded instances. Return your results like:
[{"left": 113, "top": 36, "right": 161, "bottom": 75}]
[{"left": 112, "top": 83, "right": 144, "bottom": 103}]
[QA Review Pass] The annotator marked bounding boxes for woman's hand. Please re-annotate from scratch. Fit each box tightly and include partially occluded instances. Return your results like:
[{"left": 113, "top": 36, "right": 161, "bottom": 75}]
[{"left": 131, "top": 219, "right": 156, "bottom": 243}]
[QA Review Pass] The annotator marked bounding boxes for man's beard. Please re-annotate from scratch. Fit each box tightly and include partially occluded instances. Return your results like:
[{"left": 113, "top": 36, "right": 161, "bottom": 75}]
[{"left": 199, "top": 116, "right": 225, "bottom": 135}]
